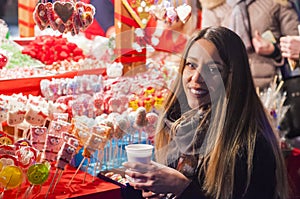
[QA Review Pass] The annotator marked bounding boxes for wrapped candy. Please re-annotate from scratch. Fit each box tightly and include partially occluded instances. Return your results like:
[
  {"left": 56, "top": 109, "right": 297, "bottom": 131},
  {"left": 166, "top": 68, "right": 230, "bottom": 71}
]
[
  {"left": 143, "top": 97, "right": 154, "bottom": 113},
  {"left": 165, "top": 7, "right": 178, "bottom": 24},
  {"left": 135, "top": 107, "right": 148, "bottom": 128},
  {"left": 7, "top": 109, "right": 27, "bottom": 140},
  {"left": 15, "top": 146, "right": 37, "bottom": 169},
  {"left": 108, "top": 97, "right": 122, "bottom": 113},
  {"left": 30, "top": 126, "right": 48, "bottom": 156},
  {"left": 25, "top": 106, "right": 48, "bottom": 126},
  {"left": 48, "top": 120, "right": 72, "bottom": 137},
  {"left": 154, "top": 93, "right": 164, "bottom": 113},
  {"left": 46, "top": 142, "right": 76, "bottom": 196},
  {"left": 53, "top": 112, "right": 69, "bottom": 122},
  {"left": 128, "top": 95, "right": 139, "bottom": 111},
  {"left": 7, "top": 109, "right": 26, "bottom": 126},
  {"left": 43, "top": 134, "right": 63, "bottom": 162},
  {"left": 0, "top": 104, "right": 8, "bottom": 132},
  {"left": 68, "top": 133, "right": 106, "bottom": 185},
  {"left": 144, "top": 112, "right": 158, "bottom": 144},
  {"left": 150, "top": 0, "right": 192, "bottom": 25}
]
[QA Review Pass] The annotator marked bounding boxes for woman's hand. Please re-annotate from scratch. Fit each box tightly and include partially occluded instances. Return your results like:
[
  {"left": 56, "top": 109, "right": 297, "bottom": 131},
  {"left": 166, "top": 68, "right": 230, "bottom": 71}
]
[
  {"left": 142, "top": 190, "right": 167, "bottom": 199},
  {"left": 123, "top": 161, "right": 191, "bottom": 197},
  {"left": 252, "top": 30, "right": 275, "bottom": 56},
  {"left": 280, "top": 36, "right": 300, "bottom": 61}
]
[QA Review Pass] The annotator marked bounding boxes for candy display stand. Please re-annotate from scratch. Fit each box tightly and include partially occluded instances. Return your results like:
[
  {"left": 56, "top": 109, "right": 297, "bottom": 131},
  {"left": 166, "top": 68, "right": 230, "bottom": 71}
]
[
  {"left": 4, "top": 164, "right": 122, "bottom": 199},
  {"left": 114, "top": 1, "right": 150, "bottom": 76},
  {"left": 0, "top": 68, "right": 106, "bottom": 96}
]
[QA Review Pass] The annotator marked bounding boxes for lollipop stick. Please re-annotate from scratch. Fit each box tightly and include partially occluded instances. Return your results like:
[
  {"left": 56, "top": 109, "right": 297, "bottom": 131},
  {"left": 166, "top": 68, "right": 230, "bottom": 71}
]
[
  {"left": 15, "top": 184, "right": 21, "bottom": 199},
  {"left": 32, "top": 185, "right": 42, "bottom": 199},
  {"left": 46, "top": 168, "right": 59, "bottom": 198},
  {"left": 68, "top": 157, "right": 86, "bottom": 187},
  {"left": 83, "top": 158, "right": 90, "bottom": 184},
  {"left": 51, "top": 170, "right": 64, "bottom": 194},
  {"left": 24, "top": 185, "right": 33, "bottom": 199},
  {"left": 0, "top": 192, "right": 4, "bottom": 199}
]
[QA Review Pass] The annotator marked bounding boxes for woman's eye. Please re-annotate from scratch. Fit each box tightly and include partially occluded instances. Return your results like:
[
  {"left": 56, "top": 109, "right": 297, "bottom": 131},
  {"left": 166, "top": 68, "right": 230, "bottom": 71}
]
[
  {"left": 208, "top": 67, "right": 219, "bottom": 74},
  {"left": 185, "top": 62, "right": 197, "bottom": 69}
]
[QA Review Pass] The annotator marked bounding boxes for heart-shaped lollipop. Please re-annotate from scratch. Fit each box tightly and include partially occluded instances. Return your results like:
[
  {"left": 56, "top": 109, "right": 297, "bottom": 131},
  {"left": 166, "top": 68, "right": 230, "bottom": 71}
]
[{"left": 53, "top": 2, "right": 74, "bottom": 23}]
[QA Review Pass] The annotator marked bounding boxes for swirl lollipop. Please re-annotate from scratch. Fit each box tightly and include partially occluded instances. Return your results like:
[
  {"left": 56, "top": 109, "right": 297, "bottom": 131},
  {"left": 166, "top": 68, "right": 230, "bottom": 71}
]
[
  {"left": 27, "top": 163, "right": 50, "bottom": 185},
  {"left": 25, "top": 162, "right": 50, "bottom": 198},
  {"left": 0, "top": 165, "right": 23, "bottom": 198}
]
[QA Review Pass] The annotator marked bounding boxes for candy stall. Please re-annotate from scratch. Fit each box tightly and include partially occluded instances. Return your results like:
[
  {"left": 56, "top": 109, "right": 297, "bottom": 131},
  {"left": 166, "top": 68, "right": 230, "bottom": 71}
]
[{"left": 0, "top": 0, "right": 192, "bottom": 198}]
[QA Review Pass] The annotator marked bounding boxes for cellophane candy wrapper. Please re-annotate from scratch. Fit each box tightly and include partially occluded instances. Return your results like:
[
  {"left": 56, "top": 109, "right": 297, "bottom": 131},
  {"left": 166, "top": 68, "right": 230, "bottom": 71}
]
[{"left": 40, "top": 74, "right": 104, "bottom": 101}]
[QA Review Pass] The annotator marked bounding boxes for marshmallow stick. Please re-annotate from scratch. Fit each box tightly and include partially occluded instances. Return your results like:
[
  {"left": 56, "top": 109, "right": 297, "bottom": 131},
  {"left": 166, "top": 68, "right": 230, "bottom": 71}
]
[
  {"left": 108, "top": 140, "right": 113, "bottom": 168},
  {"left": 92, "top": 159, "right": 97, "bottom": 182},
  {"left": 45, "top": 168, "right": 59, "bottom": 198},
  {"left": 68, "top": 157, "right": 86, "bottom": 187},
  {"left": 92, "top": 150, "right": 103, "bottom": 182},
  {"left": 98, "top": 149, "right": 105, "bottom": 172},
  {"left": 112, "top": 138, "right": 119, "bottom": 166},
  {"left": 138, "top": 129, "right": 142, "bottom": 144},
  {"left": 51, "top": 170, "right": 64, "bottom": 194},
  {"left": 118, "top": 137, "right": 124, "bottom": 165}
]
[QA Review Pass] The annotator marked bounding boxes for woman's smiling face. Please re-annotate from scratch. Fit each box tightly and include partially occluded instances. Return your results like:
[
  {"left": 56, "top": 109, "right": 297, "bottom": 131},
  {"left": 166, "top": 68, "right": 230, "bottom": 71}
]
[{"left": 182, "top": 39, "right": 226, "bottom": 109}]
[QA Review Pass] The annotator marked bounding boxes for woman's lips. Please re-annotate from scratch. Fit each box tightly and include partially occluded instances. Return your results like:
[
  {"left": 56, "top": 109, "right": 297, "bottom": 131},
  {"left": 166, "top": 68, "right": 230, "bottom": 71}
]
[{"left": 190, "top": 88, "right": 209, "bottom": 96}]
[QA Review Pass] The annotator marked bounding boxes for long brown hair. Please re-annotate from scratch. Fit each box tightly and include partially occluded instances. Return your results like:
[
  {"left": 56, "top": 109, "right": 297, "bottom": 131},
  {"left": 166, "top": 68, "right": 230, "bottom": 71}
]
[{"left": 155, "top": 26, "right": 289, "bottom": 199}]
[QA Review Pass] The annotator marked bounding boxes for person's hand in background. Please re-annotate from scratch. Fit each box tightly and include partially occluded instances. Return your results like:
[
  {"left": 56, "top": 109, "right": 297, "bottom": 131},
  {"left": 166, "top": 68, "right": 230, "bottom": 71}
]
[
  {"left": 280, "top": 35, "right": 300, "bottom": 61},
  {"left": 252, "top": 30, "right": 275, "bottom": 56}
]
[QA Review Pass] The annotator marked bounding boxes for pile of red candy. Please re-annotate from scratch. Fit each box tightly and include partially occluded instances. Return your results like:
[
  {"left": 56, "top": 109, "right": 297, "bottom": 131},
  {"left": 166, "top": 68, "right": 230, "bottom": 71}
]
[{"left": 22, "top": 35, "right": 85, "bottom": 65}]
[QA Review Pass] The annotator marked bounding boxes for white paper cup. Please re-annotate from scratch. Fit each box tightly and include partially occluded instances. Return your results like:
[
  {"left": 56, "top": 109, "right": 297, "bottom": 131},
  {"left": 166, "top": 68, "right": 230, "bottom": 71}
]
[{"left": 125, "top": 144, "right": 154, "bottom": 164}]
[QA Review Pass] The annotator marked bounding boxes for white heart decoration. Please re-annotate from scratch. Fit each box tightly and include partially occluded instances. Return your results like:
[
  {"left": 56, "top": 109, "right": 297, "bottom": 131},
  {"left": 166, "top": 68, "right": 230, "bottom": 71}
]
[{"left": 175, "top": 4, "right": 192, "bottom": 24}]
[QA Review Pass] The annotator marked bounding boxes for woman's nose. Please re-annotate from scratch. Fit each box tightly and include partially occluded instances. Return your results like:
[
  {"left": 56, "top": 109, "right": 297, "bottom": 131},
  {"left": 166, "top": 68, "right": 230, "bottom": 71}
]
[{"left": 191, "top": 70, "right": 204, "bottom": 83}]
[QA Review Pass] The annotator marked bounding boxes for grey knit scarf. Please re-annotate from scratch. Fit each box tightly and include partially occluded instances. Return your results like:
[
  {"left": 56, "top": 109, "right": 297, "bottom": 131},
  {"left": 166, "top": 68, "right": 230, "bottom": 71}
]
[{"left": 166, "top": 108, "right": 211, "bottom": 177}]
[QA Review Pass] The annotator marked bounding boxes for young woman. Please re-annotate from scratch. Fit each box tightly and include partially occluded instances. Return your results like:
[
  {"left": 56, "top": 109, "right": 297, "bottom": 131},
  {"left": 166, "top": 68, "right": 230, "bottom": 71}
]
[{"left": 123, "top": 27, "right": 289, "bottom": 199}]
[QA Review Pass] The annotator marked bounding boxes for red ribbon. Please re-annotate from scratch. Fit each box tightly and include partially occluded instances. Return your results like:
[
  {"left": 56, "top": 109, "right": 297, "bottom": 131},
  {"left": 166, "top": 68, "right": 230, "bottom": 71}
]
[{"left": 115, "top": 12, "right": 140, "bottom": 29}]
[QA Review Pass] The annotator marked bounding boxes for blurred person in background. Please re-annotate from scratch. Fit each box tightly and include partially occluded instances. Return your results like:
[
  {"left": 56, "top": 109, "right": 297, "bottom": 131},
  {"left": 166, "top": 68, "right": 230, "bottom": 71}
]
[
  {"left": 0, "top": 0, "right": 8, "bottom": 18},
  {"left": 200, "top": 0, "right": 299, "bottom": 90}
]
